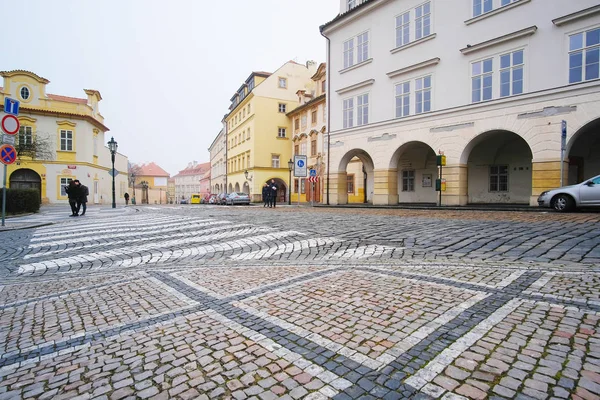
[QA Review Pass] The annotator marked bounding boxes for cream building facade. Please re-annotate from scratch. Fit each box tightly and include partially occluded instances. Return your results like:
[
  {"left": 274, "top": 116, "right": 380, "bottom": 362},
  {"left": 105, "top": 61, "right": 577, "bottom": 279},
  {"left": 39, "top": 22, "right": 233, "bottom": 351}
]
[
  {"left": 321, "top": 1, "right": 600, "bottom": 206},
  {"left": 173, "top": 161, "right": 210, "bottom": 203},
  {"left": 209, "top": 125, "right": 227, "bottom": 194},
  {"left": 0, "top": 70, "right": 128, "bottom": 205}
]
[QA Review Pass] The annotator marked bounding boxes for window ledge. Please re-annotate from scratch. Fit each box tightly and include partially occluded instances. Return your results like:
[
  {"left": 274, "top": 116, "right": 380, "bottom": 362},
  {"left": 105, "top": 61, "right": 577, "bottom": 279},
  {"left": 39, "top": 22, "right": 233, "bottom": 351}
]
[
  {"left": 390, "top": 34, "right": 437, "bottom": 54},
  {"left": 57, "top": 150, "right": 76, "bottom": 153},
  {"left": 553, "top": 5, "right": 600, "bottom": 26},
  {"left": 276, "top": 137, "right": 289, "bottom": 140},
  {"left": 460, "top": 26, "right": 537, "bottom": 54},
  {"left": 465, "top": 0, "right": 531, "bottom": 25},
  {"left": 339, "top": 58, "right": 373, "bottom": 74},
  {"left": 387, "top": 57, "right": 441, "bottom": 79},
  {"left": 336, "top": 79, "right": 375, "bottom": 95}
]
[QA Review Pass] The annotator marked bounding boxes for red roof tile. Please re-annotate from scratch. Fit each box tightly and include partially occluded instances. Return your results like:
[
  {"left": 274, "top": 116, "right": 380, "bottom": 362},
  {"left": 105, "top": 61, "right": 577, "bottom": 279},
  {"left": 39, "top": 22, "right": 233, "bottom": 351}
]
[
  {"left": 134, "top": 162, "right": 170, "bottom": 177},
  {"left": 47, "top": 93, "right": 88, "bottom": 104}
]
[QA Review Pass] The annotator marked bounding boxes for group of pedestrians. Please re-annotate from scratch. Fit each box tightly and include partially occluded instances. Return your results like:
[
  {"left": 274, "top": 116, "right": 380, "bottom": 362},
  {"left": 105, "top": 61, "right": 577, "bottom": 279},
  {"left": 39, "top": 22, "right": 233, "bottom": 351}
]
[
  {"left": 64, "top": 180, "right": 89, "bottom": 217},
  {"left": 262, "top": 179, "right": 279, "bottom": 208}
]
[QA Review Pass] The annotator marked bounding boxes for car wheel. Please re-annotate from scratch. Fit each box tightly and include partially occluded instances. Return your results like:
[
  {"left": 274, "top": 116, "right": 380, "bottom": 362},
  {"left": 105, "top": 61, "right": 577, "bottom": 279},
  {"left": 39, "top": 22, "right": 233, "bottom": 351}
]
[{"left": 552, "top": 194, "right": 574, "bottom": 212}]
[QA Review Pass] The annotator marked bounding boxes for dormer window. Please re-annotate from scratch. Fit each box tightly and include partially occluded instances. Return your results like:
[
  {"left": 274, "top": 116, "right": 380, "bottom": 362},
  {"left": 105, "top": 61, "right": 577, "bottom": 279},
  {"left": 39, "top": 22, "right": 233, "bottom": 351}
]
[
  {"left": 248, "top": 79, "right": 255, "bottom": 91},
  {"left": 348, "top": 0, "right": 364, "bottom": 11},
  {"left": 20, "top": 86, "right": 30, "bottom": 100}
]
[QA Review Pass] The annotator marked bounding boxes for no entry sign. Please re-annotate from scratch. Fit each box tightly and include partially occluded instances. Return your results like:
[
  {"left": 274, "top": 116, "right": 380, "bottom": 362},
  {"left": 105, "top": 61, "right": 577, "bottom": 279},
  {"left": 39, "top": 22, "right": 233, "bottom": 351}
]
[
  {"left": 0, "top": 144, "right": 17, "bottom": 165},
  {"left": 1, "top": 115, "right": 20, "bottom": 135}
]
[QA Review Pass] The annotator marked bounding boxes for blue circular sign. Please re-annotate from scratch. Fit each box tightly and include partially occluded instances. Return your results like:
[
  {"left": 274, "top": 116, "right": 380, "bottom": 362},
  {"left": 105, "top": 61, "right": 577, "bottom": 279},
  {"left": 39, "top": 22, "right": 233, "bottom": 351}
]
[{"left": 297, "top": 160, "right": 305, "bottom": 167}]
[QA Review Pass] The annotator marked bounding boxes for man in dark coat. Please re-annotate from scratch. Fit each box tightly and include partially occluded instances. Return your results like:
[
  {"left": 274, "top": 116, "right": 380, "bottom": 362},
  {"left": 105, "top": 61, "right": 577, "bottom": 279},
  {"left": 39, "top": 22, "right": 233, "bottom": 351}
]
[
  {"left": 270, "top": 179, "right": 278, "bottom": 208},
  {"left": 262, "top": 183, "right": 270, "bottom": 207},
  {"left": 75, "top": 180, "right": 89, "bottom": 216},
  {"left": 65, "top": 180, "right": 81, "bottom": 216}
]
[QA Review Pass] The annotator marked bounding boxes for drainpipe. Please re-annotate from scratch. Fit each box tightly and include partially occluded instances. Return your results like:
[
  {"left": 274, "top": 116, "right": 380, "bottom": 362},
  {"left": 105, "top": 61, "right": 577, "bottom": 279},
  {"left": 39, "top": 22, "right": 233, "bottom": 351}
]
[
  {"left": 320, "top": 27, "right": 331, "bottom": 205},
  {"left": 223, "top": 119, "right": 228, "bottom": 194}
]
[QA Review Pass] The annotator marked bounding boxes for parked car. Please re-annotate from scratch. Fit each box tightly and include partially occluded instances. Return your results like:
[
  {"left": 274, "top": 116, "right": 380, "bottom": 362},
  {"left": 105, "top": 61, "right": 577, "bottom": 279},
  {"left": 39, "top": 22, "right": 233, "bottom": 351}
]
[
  {"left": 208, "top": 194, "right": 218, "bottom": 204},
  {"left": 190, "top": 194, "right": 201, "bottom": 204},
  {"left": 217, "top": 193, "right": 228, "bottom": 205},
  {"left": 537, "top": 175, "right": 600, "bottom": 212},
  {"left": 225, "top": 192, "right": 251, "bottom": 205}
]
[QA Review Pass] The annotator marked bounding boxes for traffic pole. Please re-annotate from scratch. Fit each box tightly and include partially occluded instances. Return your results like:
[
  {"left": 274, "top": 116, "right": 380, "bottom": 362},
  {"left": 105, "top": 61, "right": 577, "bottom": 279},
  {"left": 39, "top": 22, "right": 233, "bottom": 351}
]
[{"left": 2, "top": 164, "right": 7, "bottom": 226}]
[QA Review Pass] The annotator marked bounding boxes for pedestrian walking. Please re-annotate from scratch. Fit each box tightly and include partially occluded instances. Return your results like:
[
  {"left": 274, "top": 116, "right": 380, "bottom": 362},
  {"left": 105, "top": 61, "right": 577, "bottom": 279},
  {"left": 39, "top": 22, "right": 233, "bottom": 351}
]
[
  {"left": 124, "top": 192, "right": 130, "bottom": 205},
  {"left": 75, "top": 180, "right": 89, "bottom": 216},
  {"left": 270, "top": 179, "right": 278, "bottom": 208},
  {"left": 262, "top": 183, "right": 270, "bottom": 207},
  {"left": 65, "top": 180, "right": 81, "bottom": 217}
]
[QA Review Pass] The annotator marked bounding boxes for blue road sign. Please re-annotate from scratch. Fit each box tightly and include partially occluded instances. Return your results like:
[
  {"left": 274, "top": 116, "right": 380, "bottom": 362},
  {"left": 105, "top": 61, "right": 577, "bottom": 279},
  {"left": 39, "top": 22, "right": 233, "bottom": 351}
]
[
  {"left": 108, "top": 168, "right": 119, "bottom": 177},
  {"left": 297, "top": 159, "right": 305, "bottom": 168},
  {"left": 3, "top": 98, "right": 20, "bottom": 116},
  {"left": 309, "top": 169, "right": 317, "bottom": 177},
  {"left": 0, "top": 144, "right": 17, "bottom": 165}
]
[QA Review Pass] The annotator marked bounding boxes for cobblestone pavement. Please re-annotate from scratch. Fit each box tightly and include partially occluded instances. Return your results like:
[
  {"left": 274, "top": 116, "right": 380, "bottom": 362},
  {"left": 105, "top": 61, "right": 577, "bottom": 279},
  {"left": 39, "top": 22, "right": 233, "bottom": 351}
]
[{"left": 0, "top": 205, "right": 599, "bottom": 399}]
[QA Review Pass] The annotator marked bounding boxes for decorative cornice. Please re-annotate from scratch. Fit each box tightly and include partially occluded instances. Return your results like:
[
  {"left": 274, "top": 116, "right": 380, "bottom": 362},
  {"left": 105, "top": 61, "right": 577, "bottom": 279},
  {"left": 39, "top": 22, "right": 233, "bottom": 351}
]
[
  {"left": 18, "top": 116, "right": 37, "bottom": 123},
  {"left": 460, "top": 26, "right": 537, "bottom": 54},
  {"left": 339, "top": 58, "right": 373, "bottom": 74},
  {"left": 552, "top": 5, "right": 600, "bottom": 26},
  {"left": 56, "top": 120, "right": 77, "bottom": 128},
  {"left": 336, "top": 79, "right": 375, "bottom": 95},
  {"left": 464, "top": 0, "right": 531, "bottom": 25},
  {"left": 387, "top": 58, "right": 440, "bottom": 79},
  {"left": 0, "top": 70, "right": 50, "bottom": 84},
  {"left": 84, "top": 89, "right": 103, "bottom": 101},
  {"left": 0, "top": 104, "right": 109, "bottom": 132},
  {"left": 368, "top": 133, "right": 396, "bottom": 142},
  {"left": 390, "top": 34, "right": 437, "bottom": 55}
]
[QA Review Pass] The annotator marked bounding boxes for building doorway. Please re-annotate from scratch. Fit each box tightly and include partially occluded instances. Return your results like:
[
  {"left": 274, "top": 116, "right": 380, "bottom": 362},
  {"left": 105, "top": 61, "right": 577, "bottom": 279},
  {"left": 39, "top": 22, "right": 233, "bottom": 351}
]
[{"left": 9, "top": 169, "right": 41, "bottom": 200}]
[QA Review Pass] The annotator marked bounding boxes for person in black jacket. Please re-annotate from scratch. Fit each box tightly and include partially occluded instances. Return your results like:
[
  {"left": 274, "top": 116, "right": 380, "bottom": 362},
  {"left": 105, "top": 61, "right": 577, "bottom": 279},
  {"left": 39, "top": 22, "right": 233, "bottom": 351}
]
[
  {"left": 262, "top": 183, "right": 270, "bottom": 207},
  {"left": 64, "top": 180, "right": 81, "bottom": 217},
  {"left": 270, "top": 179, "right": 278, "bottom": 208},
  {"left": 75, "top": 180, "right": 89, "bottom": 216}
]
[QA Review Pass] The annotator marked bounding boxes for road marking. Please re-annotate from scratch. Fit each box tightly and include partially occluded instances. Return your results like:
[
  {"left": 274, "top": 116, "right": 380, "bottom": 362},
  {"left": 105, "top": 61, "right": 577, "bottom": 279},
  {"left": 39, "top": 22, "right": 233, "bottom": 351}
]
[{"left": 230, "top": 237, "right": 341, "bottom": 260}]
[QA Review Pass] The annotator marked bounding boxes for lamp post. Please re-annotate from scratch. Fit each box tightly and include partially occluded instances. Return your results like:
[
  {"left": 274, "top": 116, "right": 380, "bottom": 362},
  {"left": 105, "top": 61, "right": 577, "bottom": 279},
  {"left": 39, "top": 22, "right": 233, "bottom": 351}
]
[
  {"left": 287, "top": 158, "right": 294, "bottom": 205},
  {"left": 107, "top": 137, "right": 118, "bottom": 208},
  {"left": 130, "top": 172, "right": 136, "bottom": 205},
  {"left": 140, "top": 181, "right": 149, "bottom": 204}
]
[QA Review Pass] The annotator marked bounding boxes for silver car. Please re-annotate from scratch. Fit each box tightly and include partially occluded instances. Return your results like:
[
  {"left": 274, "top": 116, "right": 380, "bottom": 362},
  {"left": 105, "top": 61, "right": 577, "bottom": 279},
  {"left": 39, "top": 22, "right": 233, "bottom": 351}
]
[
  {"left": 225, "top": 192, "right": 251, "bottom": 205},
  {"left": 537, "top": 175, "right": 600, "bottom": 212}
]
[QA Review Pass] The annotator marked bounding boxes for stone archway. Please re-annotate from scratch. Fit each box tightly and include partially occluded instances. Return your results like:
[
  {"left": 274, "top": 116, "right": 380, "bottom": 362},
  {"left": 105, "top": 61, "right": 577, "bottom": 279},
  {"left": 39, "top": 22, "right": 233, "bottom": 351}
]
[
  {"left": 567, "top": 117, "right": 600, "bottom": 184},
  {"left": 243, "top": 182, "right": 250, "bottom": 195},
  {"left": 462, "top": 130, "right": 533, "bottom": 204},
  {"left": 389, "top": 141, "right": 438, "bottom": 204},
  {"left": 234, "top": 183, "right": 240, "bottom": 193},
  {"left": 228, "top": 183, "right": 233, "bottom": 193},
  {"left": 334, "top": 149, "right": 375, "bottom": 205},
  {"left": 265, "top": 178, "right": 287, "bottom": 203},
  {"left": 9, "top": 168, "right": 41, "bottom": 200}
]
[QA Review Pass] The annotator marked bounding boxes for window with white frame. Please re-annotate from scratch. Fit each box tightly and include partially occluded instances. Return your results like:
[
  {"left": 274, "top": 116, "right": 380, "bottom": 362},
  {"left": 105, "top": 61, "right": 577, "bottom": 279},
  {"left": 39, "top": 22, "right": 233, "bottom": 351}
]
[
  {"left": 343, "top": 38, "right": 355, "bottom": 69},
  {"left": 489, "top": 165, "right": 508, "bottom": 192},
  {"left": 18, "top": 126, "right": 33, "bottom": 146},
  {"left": 569, "top": 28, "right": 600, "bottom": 84},
  {"left": 357, "top": 94, "right": 369, "bottom": 126},
  {"left": 278, "top": 128, "right": 286, "bottom": 138},
  {"left": 300, "top": 142, "right": 307, "bottom": 155},
  {"left": 357, "top": 32, "right": 369, "bottom": 63},
  {"left": 395, "top": 12, "right": 410, "bottom": 48},
  {"left": 278, "top": 103, "right": 286, "bottom": 113},
  {"left": 60, "top": 177, "right": 73, "bottom": 196},
  {"left": 500, "top": 50, "right": 524, "bottom": 97},
  {"left": 395, "top": 82, "right": 410, "bottom": 118},
  {"left": 415, "top": 76, "right": 431, "bottom": 114},
  {"left": 247, "top": 127, "right": 251, "bottom": 139},
  {"left": 347, "top": 0, "right": 365, "bottom": 11},
  {"left": 472, "top": 58, "right": 493, "bottom": 103},
  {"left": 278, "top": 77, "right": 287, "bottom": 88},
  {"left": 473, "top": 0, "right": 492, "bottom": 16},
  {"left": 60, "top": 130, "right": 73, "bottom": 151},
  {"left": 272, "top": 155, "right": 280, "bottom": 168},
  {"left": 402, "top": 170, "right": 415, "bottom": 192},
  {"left": 415, "top": 2, "right": 431, "bottom": 40},
  {"left": 301, "top": 115, "right": 307, "bottom": 130},
  {"left": 343, "top": 98, "right": 354, "bottom": 129}
]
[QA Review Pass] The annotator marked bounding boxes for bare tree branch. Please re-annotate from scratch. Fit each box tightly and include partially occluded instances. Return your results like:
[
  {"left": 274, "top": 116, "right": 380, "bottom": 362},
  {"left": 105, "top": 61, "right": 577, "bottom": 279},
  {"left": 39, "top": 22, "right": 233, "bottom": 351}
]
[{"left": 16, "top": 131, "right": 55, "bottom": 161}]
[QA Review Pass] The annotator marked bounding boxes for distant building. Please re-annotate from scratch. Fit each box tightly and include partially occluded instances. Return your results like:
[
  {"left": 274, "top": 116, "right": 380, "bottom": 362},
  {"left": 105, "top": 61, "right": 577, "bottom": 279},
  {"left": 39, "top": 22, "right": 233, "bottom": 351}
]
[
  {"left": 173, "top": 161, "right": 210, "bottom": 203},
  {"left": 167, "top": 178, "right": 175, "bottom": 204},
  {"left": 199, "top": 170, "right": 211, "bottom": 198},
  {"left": 0, "top": 70, "right": 129, "bottom": 205},
  {"left": 131, "top": 162, "right": 169, "bottom": 204},
  {"left": 209, "top": 123, "right": 227, "bottom": 194}
]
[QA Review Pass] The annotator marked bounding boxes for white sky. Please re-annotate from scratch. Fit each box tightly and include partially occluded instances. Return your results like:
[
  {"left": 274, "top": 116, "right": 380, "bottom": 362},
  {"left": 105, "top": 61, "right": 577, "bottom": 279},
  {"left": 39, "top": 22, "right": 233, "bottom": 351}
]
[{"left": 1, "top": 0, "right": 339, "bottom": 176}]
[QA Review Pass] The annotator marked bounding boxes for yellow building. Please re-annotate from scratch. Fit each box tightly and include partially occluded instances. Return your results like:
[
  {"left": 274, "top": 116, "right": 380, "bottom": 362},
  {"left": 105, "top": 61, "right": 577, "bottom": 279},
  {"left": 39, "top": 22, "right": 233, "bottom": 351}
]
[
  {"left": 130, "top": 162, "right": 170, "bottom": 205},
  {"left": 0, "top": 70, "right": 128, "bottom": 205},
  {"left": 225, "top": 61, "right": 318, "bottom": 202}
]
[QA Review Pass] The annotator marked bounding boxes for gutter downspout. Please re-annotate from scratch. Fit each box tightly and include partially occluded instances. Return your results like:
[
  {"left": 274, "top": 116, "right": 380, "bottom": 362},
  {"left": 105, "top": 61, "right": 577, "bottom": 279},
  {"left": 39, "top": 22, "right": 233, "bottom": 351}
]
[
  {"left": 224, "top": 119, "right": 228, "bottom": 194},
  {"left": 320, "top": 27, "right": 331, "bottom": 205}
]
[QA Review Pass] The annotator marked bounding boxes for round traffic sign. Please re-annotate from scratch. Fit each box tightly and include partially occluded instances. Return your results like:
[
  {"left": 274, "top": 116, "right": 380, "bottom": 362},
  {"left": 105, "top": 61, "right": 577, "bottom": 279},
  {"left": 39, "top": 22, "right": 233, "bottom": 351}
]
[
  {"left": 0, "top": 144, "right": 17, "bottom": 165},
  {"left": 1, "top": 115, "right": 20, "bottom": 135},
  {"left": 297, "top": 160, "right": 305, "bottom": 168}
]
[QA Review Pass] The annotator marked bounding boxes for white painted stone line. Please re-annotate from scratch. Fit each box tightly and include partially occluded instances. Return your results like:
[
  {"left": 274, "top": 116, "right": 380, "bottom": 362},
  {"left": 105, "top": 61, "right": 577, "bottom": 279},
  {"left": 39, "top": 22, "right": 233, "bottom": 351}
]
[
  {"left": 523, "top": 272, "right": 556, "bottom": 293},
  {"left": 169, "top": 273, "right": 226, "bottom": 299},
  {"left": 359, "top": 269, "right": 484, "bottom": 295},
  {"left": 204, "top": 309, "right": 352, "bottom": 397},
  {"left": 231, "top": 238, "right": 341, "bottom": 260},
  {"left": 30, "top": 214, "right": 186, "bottom": 235},
  {"left": 18, "top": 226, "right": 276, "bottom": 274},
  {"left": 146, "top": 276, "right": 199, "bottom": 306},
  {"left": 495, "top": 270, "right": 527, "bottom": 288},
  {"left": 24, "top": 221, "right": 236, "bottom": 258},
  {"left": 29, "top": 216, "right": 204, "bottom": 242},
  {"left": 521, "top": 298, "right": 600, "bottom": 316},
  {"left": 405, "top": 298, "right": 523, "bottom": 391}
]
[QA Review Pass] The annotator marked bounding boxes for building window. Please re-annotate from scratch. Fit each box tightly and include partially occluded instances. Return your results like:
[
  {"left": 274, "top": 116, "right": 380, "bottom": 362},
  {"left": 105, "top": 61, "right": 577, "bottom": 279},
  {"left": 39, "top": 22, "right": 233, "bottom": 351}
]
[
  {"left": 402, "top": 170, "right": 415, "bottom": 192},
  {"left": 500, "top": 50, "right": 524, "bottom": 97},
  {"left": 343, "top": 98, "right": 354, "bottom": 129},
  {"left": 415, "top": 2, "right": 431, "bottom": 40},
  {"left": 343, "top": 38, "right": 355, "bottom": 69},
  {"left": 396, "top": 12, "right": 410, "bottom": 48},
  {"left": 301, "top": 178, "right": 306, "bottom": 194},
  {"left": 311, "top": 139, "right": 317, "bottom": 156},
  {"left": 60, "top": 130, "right": 73, "bottom": 151},
  {"left": 395, "top": 82, "right": 410, "bottom": 118},
  {"left": 569, "top": 28, "right": 600, "bottom": 84},
  {"left": 473, "top": 0, "right": 492, "bottom": 17},
  {"left": 301, "top": 115, "right": 307, "bottom": 130},
  {"left": 272, "top": 155, "right": 280, "bottom": 168},
  {"left": 357, "top": 32, "right": 369, "bottom": 64},
  {"left": 278, "top": 77, "right": 287, "bottom": 88},
  {"left": 278, "top": 103, "right": 287, "bottom": 113},
  {"left": 60, "top": 178, "right": 73, "bottom": 196},
  {"left": 322, "top": 80, "right": 326, "bottom": 93},
  {"left": 247, "top": 128, "right": 251, "bottom": 139},
  {"left": 247, "top": 155, "right": 250, "bottom": 168},
  {"left": 248, "top": 104, "right": 251, "bottom": 113},
  {"left": 248, "top": 79, "right": 254, "bottom": 91},
  {"left": 278, "top": 128, "right": 286, "bottom": 138},
  {"left": 294, "top": 144, "right": 299, "bottom": 154},
  {"left": 243, "top": 109, "right": 246, "bottom": 118},
  {"left": 294, "top": 118, "right": 300, "bottom": 131},
  {"left": 347, "top": 174, "right": 355, "bottom": 193},
  {"left": 311, "top": 110, "right": 317, "bottom": 124},
  {"left": 20, "top": 86, "right": 30, "bottom": 100},
  {"left": 490, "top": 165, "right": 508, "bottom": 192},
  {"left": 300, "top": 142, "right": 307, "bottom": 156},
  {"left": 357, "top": 94, "right": 369, "bottom": 126},
  {"left": 472, "top": 58, "right": 493, "bottom": 103},
  {"left": 19, "top": 126, "right": 33, "bottom": 146},
  {"left": 294, "top": 178, "right": 299, "bottom": 193},
  {"left": 415, "top": 76, "right": 431, "bottom": 114}
]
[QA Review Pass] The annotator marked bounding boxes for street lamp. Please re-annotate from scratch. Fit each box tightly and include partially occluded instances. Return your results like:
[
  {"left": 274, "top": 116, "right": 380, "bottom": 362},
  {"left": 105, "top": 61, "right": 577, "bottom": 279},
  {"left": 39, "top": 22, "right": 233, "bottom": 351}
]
[
  {"left": 107, "top": 137, "right": 118, "bottom": 208},
  {"left": 287, "top": 158, "right": 294, "bottom": 205},
  {"left": 130, "top": 172, "right": 136, "bottom": 205}
]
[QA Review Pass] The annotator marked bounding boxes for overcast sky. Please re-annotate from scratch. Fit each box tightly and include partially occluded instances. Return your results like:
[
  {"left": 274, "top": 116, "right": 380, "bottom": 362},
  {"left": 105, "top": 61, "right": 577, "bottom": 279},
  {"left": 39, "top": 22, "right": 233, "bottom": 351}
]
[{"left": 1, "top": 0, "right": 339, "bottom": 176}]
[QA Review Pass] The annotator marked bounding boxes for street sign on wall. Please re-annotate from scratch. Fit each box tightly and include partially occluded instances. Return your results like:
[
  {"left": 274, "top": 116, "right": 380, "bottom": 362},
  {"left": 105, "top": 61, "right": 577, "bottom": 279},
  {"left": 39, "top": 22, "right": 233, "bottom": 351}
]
[
  {"left": 3, "top": 98, "right": 20, "bottom": 116},
  {"left": 294, "top": 155, "right": 307, "bottom": 177},
  {"left": 0, "top": 144, "right": 17, "bottom": 165},
  {"left": 1, "top": 114, "right": 20, "bottom": 135}
]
